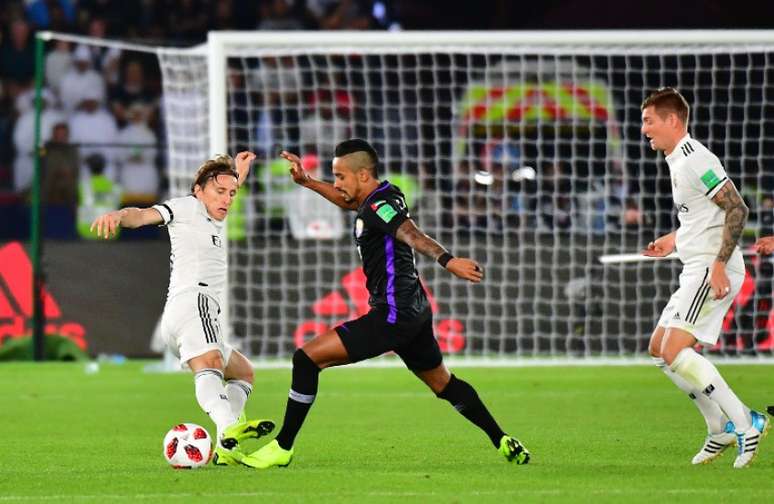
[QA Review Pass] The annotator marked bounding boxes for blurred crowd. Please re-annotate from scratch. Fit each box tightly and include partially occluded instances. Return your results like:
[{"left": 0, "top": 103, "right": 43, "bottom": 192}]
[
  {"left": 0, "top": 1, "right": 772, "bottom": 241},
  {"left": 0, "top": 0, "right": 391, "bottom": 239}
]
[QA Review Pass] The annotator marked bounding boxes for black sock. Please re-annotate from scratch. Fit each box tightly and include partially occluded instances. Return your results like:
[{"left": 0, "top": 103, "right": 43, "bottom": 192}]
[
  {"left": 437, "top": 374, "right": 506, "bottom": 447},
  {"left": 275, "top": 349, "right": 320, "bottom": 450}
]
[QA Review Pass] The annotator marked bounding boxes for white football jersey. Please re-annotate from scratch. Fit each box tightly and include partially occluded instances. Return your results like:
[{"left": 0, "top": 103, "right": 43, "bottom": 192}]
[
  {"left": 153, "top": 196, "right": 227, "bottom": 299},
  {"left": 666, "top": 134, "right": 743, "bottom": 270}
]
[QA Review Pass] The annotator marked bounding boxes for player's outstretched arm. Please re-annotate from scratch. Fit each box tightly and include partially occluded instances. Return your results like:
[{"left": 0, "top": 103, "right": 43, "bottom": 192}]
[
  {"left": 280, "top": 150, "right": 358, "bottom": 211},
  {"left": 754, "top": 236, "right": 774, "bottom": 255},
  {"left": 90, "top": 207, "right": 163, "bottom": 239},
  {"left": 709, "top": 180, "right": 749, "bottom": 299},
  {"left": 642, "top": 230, "right": 676, "bottom": 257},
  {"left": 234, "top": 151, "right": 256, "bottom": 187},
  {"left": 395, "top": 219, "right": 484, "bottom": 283}
]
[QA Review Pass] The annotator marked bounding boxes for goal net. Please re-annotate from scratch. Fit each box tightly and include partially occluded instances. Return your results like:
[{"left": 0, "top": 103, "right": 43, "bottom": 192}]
[{"left": 157, "top": 32, "right": 774, "bottom": 362}]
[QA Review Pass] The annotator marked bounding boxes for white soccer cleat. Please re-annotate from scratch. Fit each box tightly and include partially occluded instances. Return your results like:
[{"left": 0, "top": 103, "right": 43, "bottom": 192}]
[
  {"left": 733, "top": 410, "right": 770, "bottom": 469},
  {"left": 692, "top": 422, "right": 736, "bottom": 465}
]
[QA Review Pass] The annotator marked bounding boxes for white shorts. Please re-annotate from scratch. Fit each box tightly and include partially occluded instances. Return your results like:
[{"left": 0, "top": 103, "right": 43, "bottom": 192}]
[
  {"left": 161, "top": 290, "right": 233, "bottom": 369},
  {"left": 657, "top": 260, "right": 745, "bottom": 345}
]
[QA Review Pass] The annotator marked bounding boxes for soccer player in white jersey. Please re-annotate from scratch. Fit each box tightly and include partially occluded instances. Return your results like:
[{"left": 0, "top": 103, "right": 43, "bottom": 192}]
[
  {"left": 754, "top": 235, "right": 774, "bottom": 417},
  {"left": 90, "top": 151, "right": 274, "bottom": 466},
  {"left": 641, "top": 87, "right": 768, "bottom": 468}
]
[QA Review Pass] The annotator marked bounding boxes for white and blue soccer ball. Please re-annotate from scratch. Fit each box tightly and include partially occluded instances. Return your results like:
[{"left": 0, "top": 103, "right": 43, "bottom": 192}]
[{"left": 163, "top": 423, "right": 212, "bottom": 469}]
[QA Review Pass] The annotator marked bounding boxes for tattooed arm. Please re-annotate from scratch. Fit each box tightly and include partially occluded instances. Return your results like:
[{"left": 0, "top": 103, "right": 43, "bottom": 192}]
[
  {"left": 712, "top": 180, "right": 749, "bottom": 263},
  {"left": 708, "top": 180, "right": 749, "bottom": 299},
  {"left": 395, "top": 219, "right": 484, "bottom": 283}
]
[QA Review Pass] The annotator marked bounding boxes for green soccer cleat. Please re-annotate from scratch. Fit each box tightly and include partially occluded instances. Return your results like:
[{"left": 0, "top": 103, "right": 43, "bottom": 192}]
[
  {"left": 221, "top": 419, "right": 276, "bottom": 449},
  {"left": 240, "top": 440, "right": 294, "bottom": 469},
  {"left": 212, "top": 445, "right": 245, "bottom": 466},
  {"left": 499, "top": 435, "right": 530, "bottom": 465}
]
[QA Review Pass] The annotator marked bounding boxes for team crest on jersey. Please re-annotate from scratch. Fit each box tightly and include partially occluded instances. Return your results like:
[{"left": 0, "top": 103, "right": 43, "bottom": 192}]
[
  {"left": 700, "top": 169, "right": 720, "bottom": 190},
  {"left": 355, "top": 218, "right": 364, "bottom": 237},
  {"left": 211, "top": 235, "right": 222, "bottom": 248}
]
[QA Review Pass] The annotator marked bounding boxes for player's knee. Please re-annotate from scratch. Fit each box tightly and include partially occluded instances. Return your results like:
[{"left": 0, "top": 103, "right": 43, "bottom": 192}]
[
  {"left": 293, "top": 348, "right": 320, "bottom": 373},
  {"left": 436, "top": 374, "right": 476, "bottom": 402},
  {"left": 648, "top": 340, "right": 661, "bottom": 358},
  {"left": 648, "top": 328, "right": 664, "bottom": 358},
  {"left": 661, "top": 347, "right": 680, "bottom": 366},
  {"left": 190, "top": 351, "right": 224, "bottom": 371},
  {"left": 240, "top": 365, "right": 254, "bottom": 385}
]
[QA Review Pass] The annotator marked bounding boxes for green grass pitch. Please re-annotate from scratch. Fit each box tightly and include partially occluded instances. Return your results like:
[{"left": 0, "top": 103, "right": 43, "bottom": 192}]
[{"left": 1, "top": 361, "right": 772, "bottom": 503}]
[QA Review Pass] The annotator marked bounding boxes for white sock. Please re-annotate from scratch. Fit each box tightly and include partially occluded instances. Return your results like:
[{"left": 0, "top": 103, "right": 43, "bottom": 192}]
[
  {"left": 194, "top": 368, "right": 238, "bottom": 441},
  {"left": 652, "top": 357, "right": 728, "bottom": 434},
  {"left": 670, "top": 349, "right": 751, "bottom": 431},
  {"left": 225, "top": 379, "right": 252, "bottom": 418}
]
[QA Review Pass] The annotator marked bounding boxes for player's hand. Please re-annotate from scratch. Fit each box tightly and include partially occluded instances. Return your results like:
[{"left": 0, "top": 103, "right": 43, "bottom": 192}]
[
  {"left": 754, "top": 236, "right": 774, "bottom": 255},
  {"left": 234, "top": 151, "right": 256, "bottom": 184},
  {"left": 643, "top": 233, "right": 676, "bottom": 257},
  {"left": 90, "top": 210, "right": 123, "bottom": 239},
  {"left": 446, "top": 258, "right": 484, "bottom": 283},
  {"left": 281, "top": 150, "right": 311, "bottom": 186},
  {"left": 709, "top": 260, "right": 732, "bottom": 300}
]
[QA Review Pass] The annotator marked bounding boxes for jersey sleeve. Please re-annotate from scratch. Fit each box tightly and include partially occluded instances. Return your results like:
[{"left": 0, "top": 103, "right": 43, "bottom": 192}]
[
  {"left": 152, "top": 196, "right": 197, "bottom": 226},
  {"left": 360, "top": 195, "right": 409, "bottom": 236},
  {"left": 686, "top": 152, "right": 729, "bottom": 199}
]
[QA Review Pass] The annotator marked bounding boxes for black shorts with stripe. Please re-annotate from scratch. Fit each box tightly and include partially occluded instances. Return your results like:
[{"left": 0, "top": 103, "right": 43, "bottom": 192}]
[{"left": 334, "top": 306, "right": 442, "bottom": 371}]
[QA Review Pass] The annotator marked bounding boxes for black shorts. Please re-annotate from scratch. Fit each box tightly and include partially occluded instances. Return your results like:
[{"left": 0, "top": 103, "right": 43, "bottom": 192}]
[{"left": 334, "top": 306, "right": 442, "bottom": 372}]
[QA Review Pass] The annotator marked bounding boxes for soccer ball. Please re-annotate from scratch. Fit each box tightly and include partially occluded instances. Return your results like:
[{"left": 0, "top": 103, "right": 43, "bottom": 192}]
[{"left": 163, "top": 423, "right": 212, "bottom": 469}]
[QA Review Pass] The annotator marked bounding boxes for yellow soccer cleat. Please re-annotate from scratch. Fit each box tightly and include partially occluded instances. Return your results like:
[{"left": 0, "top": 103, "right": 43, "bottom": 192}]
[
  {"left": 221, "top": 419, "right": 275, "bottom": 449},
  {"left": 499, "top": 435, "right": 530, "bottom": 465},
  {"left": 241, "top": 440, "right": 294, "bottom": 469},
  {"left": 212, "top": 445, "right": 245, "bottom": 466}
]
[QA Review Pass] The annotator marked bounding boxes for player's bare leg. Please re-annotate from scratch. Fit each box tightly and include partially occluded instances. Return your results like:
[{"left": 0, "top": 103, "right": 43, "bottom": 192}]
[
  {"left": 662, "top": 327, "right": 767, "bottom": 468},
  {"left": 414, "top": 363, "right": 529, "bottom": 464},
  {"left": 648, "top": 326, "right": 734, "bottom": 464},
  {"left": 242, "top": 329, "right": 350, "bottom": 469}
]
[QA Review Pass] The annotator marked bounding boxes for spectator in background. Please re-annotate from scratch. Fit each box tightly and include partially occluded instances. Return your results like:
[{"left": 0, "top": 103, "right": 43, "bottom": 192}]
[
  {"left": 76, "top": 152, "right": 122, "bottom": 240},
  {"left": 45, "top": 40, "right": 73, "bottom": 101},
  {"left": 258, "top": 0, "right": 306, "bottom": 30},
  {"left": 43, "top": 122, "right": 79, "bottom": 206},
  {"left": 299, "top": 89, "right": 351, "bottom": 160},
  {"left": 759, "top": 194, "right": 774, "bottom": 236},
  {"left": 166, "top": 0, "right": 208, "bottom": 42},
  {"left": 0, "top": 18, "right": 35, "bottom": 101},
  {"left": 68, "top": 88, "right": 118, "bottom": 180},
  {"left": 309, "top": 0, "right": 373, "bottom": 30},
  {"left": 83, "top": 17, "right": 122, "bottom": 91},
  {"left": 249, "top": 56, "right": 301, "bottom": 151},
  {"left": 25, "top": 0, "right": 76, "bottom": 30},
  {"left": 537, "top": 162, "right": 573, "bottom": 231},
  {"left": 59, "top": 44, "right": 106, "bottom": 113},
  {"left": 109, "top": 59, "right": 156, "bottom": 127},
  {"left": 12, "top": 88, "right": 64, "bottom": 192},
  {"left": 116, "top": 102, "right": 158, "bottom": 205}
]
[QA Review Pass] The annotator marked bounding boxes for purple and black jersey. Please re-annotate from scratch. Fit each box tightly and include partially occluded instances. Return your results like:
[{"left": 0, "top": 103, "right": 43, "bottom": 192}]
[{"left": 354, "top": 180, "right": 429, "bottom": 321}]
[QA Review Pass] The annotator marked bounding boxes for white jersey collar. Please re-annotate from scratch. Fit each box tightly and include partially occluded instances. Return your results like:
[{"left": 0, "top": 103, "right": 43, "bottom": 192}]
[
  {"left": 194, "top": 196, "right": 224, "bottom": 228},
  {"left": 665, "top": 133, "right": 692, "bottom": 165}
]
